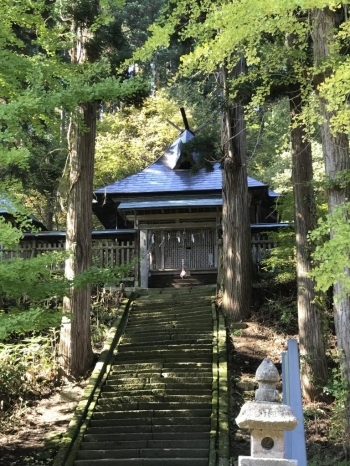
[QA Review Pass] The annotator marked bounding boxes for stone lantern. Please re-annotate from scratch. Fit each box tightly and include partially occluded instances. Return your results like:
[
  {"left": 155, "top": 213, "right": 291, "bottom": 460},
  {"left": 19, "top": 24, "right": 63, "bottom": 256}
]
[{"left": 235, "top": 358, "right": 298, "bottom": 465}]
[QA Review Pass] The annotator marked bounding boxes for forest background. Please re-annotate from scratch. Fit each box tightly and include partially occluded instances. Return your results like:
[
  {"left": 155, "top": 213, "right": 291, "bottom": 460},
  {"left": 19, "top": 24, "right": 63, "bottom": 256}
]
[{"left": 1, "top": 0, "right": 350, "bottom": 464}]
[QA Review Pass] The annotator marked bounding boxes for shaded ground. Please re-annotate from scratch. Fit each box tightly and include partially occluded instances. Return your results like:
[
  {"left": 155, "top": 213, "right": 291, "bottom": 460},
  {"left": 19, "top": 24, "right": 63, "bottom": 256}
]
[{"left": 0, "top": 382, "right": 86, "bottom": 466}]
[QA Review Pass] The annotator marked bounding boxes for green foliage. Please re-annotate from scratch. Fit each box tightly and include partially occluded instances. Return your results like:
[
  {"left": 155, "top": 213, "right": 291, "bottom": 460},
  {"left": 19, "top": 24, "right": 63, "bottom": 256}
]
[
  {"left": 0, "top": 309, "right": 62, "bottom": 341},
  {"left": 246, "top": 100, "right": 290, "bottom": 185},
  {"left": 263, "top": 298, "right": 298, "bottom": 333},
  {"left": 0, "top": 217, "right": 24, "bottom": 249},
  {"left": 73, "top": 263, "right": 134, "bottom": 289},
  {"left": 0, "top": 253, "right": 131, "bottom": 302},
  {"left": 0, "top": 0, "right": 152, "bottom": 232},
  {"left": 260, "top": 229, "right": 296, "bottom": 282},
  {"left": 181, "top": 129, "right": 221, "bottom": 169},
  {"left": 95, "top": 92, "right": 189, "bottom": 187},
  {"left": 0, "top": 248, "right": 133, "bottom": 341},
  {"left": 309, "top": 202, "right": 350, "bottom": 297},
  {"left": 0, "top": 252, "right": 69, "bottom": 302}
]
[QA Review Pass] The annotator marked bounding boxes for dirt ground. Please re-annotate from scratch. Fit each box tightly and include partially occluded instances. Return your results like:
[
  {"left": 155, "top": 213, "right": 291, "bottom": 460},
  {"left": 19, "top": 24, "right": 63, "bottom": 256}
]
[{"left": 0, "top": 382, "right": 86, "bottom": 466}]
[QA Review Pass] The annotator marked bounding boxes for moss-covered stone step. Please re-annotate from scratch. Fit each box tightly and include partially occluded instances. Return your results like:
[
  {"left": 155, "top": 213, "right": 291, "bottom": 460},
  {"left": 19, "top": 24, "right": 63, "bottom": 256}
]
[
  {"left": 106, "top": 369, "right": 212, "bottom": 378},
  {"left": 112, "top": 361, "right": 211, "bottom": 370},
  {"left": 106, "top": 375, "right": 212, "bottom": 383},
  {"left": 125, "top": 322, "right": 212, "bottom": 331},
  {"left": 113, "top": 355, "right": 213, "bottom": 363},
  {"left": 130, "top": 305, "right": 210, "bottom": 313},
  {"left": 91, "top": 408, "right": 212, "bottom": 420},
  {"left": 86, "top": 424, "right": 210, "bottom": 434},
  {"left": 131, "top": 296, "right": 213, "bottom": 305},
  {"left": 83, "top": 431, "right": 210, "bottom": 442},
  {"left": 101, "top": 388, "right": 210, "bottom": 396},
  {"left": 124, "top": 327, "right": 212, "bottom": 336},
  {"left": 79, "top": 439, "right": 210, "bottom": 450},
  {"left": 110, "top": 363, "right": 212, "bottom": 373},
  {"left": 120, "top": 337, "right": 212, "bottom": 347},
  {"left": 128, "top": 307, "right": 212, "bottom": 315},
  {"left": 103, "top": 382, "right": 212, "bottom": 391},
  {"left": 75, "top": 457, "right": 209, "bottom": 466},
  {"left": 95, "top": 401, "right": 212, "bottom": 412},
  {"left": 115, "top": 349, "right": 212, "bottom": 359},
  {"left": 97, "top": 394, "right": 212, "bottom": 404},
  {"left": 105, "top": 376, "right": 212, "bottom": 384},
  {"left": 120, "top": 333, "right": 212, "bottom": 343},
  {"left": 106, "top": 372, "right": 212, "bottom": 381},
  {"left": 117, "top": 344, "right": 212, "bottom": 353},
  {"left": 130, "top": 311, "right": 210, "bottom": 318},
  {"left": 77, "top": 447, "right": 208, "bottom": 460},
  {"left": 89, "top": 416, "right": 210, "bottom": 427}
]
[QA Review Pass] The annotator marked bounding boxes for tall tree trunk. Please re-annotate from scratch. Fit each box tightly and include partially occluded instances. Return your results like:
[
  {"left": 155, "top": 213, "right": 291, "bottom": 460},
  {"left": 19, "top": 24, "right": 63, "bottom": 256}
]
[
  {"left": 312, "top": 7, "right": 350, "bottom": 453},
  {"left": 221, "top": 64, "right": 253, "bottom": 323},
  {"left": 289, "top": 86, "right": 328, "bottom": 400},
  {"left": 59, "top": 103, "right": 96, "bottom": 378},
  {"left": 58, "top": 16, "right": 99, "bottom": 378}
]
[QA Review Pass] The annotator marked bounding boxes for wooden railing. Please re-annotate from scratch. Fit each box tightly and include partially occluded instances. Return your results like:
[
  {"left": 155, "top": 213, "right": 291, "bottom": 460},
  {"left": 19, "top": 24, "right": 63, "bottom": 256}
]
[
  {"left": 251, "top": 235, "right": 275, "bottom": 267},
  {"left": 92, "top": 240, "right": 135, "bottom": 269},
  {"left": 0, "top": 239, "right": 136, "bottom": 277},
  {"left": 0, "top": 240, "right": 65, "bottom": 260}
]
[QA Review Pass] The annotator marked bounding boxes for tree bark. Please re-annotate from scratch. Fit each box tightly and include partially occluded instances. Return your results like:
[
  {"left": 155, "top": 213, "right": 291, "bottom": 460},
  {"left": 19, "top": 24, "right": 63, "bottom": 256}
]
[
  {"left": 221, "top": 64, "right": 253, "bottom": 323},
  {"left": 59, "top": 103, "right": 97, "bottom": 378},
  {"left": 312, "top": 7, "right": 350, "bottom": 452},
  {"left": 289, "top": 86, "right": 328, "bottom": 400}
]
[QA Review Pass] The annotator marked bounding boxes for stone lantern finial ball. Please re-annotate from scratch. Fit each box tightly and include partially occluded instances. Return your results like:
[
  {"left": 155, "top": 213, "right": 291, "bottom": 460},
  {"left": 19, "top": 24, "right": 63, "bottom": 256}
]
[{"left": 255, "top": 358, "right": 279, "bottom": 383}]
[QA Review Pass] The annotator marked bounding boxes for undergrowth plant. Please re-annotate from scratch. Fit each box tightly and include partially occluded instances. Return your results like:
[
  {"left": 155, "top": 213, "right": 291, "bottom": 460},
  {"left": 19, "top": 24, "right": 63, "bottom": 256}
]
[
  {"left": 323, "top": 350, "right": 349, "bottom": 447},
  {"left": 0, "top": 329, "right": 59, "bottom": 415},
  {"left": 90, "top": 286, "right": 122, "bottom": 350}
]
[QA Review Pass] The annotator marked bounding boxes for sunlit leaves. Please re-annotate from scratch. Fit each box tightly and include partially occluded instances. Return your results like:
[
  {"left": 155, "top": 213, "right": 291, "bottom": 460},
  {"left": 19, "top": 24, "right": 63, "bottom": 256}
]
[
  {"left": 95, "top": 92, "right": 183, "bottom": 187},
  {"left": 310, "top": 202, "right": 350, "bottom": 297}
]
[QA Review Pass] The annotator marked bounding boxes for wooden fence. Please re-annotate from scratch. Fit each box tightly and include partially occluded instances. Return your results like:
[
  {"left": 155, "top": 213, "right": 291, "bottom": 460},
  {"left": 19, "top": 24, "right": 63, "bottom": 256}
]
[
  {"left": 1, "top": 234, "right": 275, "bottom": 277},
  {"left": 251, "top": 235, "right": 275, "bottom": 268},
  {"left": 0, "top": 239, "right": 136, "bottom": 273},
  {"left": 92, "top": 240, "right": 135, "bottom": 269}
]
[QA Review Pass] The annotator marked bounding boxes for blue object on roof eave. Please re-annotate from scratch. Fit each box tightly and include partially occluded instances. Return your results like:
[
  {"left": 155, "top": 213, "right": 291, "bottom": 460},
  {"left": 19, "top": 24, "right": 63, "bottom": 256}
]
[
  {"left": 250, "top": 223, "right": 290, "bottom": 230},
  {"left": 268, "top": 188, "right": 280, "bottom": 197},
  {"left": 119, "top": 198, "right": 222, "bottom": 210},
  {"left": 22, "top": 229, "right": 137, "bottom": 239}
]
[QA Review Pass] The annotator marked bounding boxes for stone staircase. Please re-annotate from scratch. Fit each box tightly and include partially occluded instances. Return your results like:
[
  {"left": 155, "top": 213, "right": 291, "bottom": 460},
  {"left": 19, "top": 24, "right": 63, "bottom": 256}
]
[{"left": 74, "top": 286, "right": 216, "bottom": 466}]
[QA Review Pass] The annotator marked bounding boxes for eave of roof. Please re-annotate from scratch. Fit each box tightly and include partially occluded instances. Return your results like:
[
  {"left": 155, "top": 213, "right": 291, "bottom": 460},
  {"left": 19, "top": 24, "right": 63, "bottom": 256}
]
[
  {"left": 22, "top": 229, "right": 136, "bottom": 239},
  {"left": 118, "top": 194, "right": 222, "bottom": 210}
]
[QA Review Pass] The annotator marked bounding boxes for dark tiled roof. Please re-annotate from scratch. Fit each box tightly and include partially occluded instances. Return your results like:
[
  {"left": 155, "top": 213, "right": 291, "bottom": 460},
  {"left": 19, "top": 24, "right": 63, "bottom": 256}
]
[
  {"left": 95, "top": 130, "right": 268, "bottom": 196},
  {"left": 0, "top": 197, "right": 47, "bottom": 230},
  {"left": 0, "top": 197, "right": 14, "bottom": 214}
]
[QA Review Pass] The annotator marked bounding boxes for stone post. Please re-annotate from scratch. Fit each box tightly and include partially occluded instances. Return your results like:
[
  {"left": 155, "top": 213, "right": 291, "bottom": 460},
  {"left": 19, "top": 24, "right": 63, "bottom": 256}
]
[{"left": 235, "top": 358, "right": 298, "bottom": 466}]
